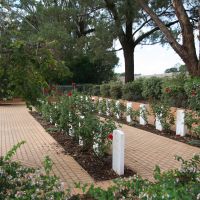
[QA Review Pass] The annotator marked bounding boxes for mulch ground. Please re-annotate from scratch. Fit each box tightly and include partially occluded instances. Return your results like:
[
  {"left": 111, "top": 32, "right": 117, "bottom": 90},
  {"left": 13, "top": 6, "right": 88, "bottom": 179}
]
[{"left": 31, "top": 112, "right": 135, "bottom": 181}]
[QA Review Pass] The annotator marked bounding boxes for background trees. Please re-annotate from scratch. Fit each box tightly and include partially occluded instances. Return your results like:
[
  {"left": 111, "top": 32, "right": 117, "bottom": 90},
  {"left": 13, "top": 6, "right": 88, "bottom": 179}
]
[{"left": 0, "top": 0, "right": 199, "bottom": 103}]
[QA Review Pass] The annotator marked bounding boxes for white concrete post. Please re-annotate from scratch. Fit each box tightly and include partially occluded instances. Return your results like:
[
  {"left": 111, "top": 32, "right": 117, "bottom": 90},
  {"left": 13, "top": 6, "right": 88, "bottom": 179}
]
[
  {"left": 98, "top": 98, "right": 102, "bottom": 115},
  {"left": 116, "top": 100, "right": 120, "bottom": 119},
  {"left": 69, "top": 124, "right": 74, "bottom": 137},
  {"left": 156, "top": 115, "right": 163, "bottom": 131},
  {"left": 79, "top": 136, "right": 83, "bottom": 146},
  {"left": 106, "top": 99, "right": 110, "bottom": 116},
  {"left": 126, "top": 102, "right": 132, "bottom": 123},
  {"left": 93, "top": 136, "right": 101, "bottom": 155},
  {"left": 112, "top": 130, "right": 124, "bottom": 175},
  {"left": 176, "top": 110, "right": 186, "bottom": 136},
  {"left": 49, "top": 116, "right": 53, "bottom": 124},
  {"left": 78, "top": 115, "right": 84, "bottom": 145},
  {"left": 140, "top": 104, "right": 147, "bottom": 125}
]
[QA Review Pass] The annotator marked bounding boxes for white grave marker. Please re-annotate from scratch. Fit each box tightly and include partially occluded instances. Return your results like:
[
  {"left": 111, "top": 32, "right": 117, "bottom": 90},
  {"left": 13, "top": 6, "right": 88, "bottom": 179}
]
[
  {"left": 93, "top": 137, "right": 101, "bottom": 154},
  {"left": 176, "top": 110, "right": 186, "bottom": 136},
  {"left": 156, "top": 115, "right": 163, "bottom": 131},
  {"left": 112, "top": 130, "right": 124, "bottom": 175},
  {"left": 106, "top": 99, "right": 111, "bottom": 116},
  {"left": 140, "top": 104, "right": 147, "bottom": 125},
  {"left": 126, "top": 102, "right": 132, "bottom": 123},
  {"left": 79, "top": 136, "right": 83, "bottom": 146},
  {"left": 116, "top": 100, "right": 120, "bottom": 119},
  {"left": 98, "top": 98, "right": 102, "bottom": 114},
  {"left": 69, "top": 124, "right": 74, "bottom": 137}
]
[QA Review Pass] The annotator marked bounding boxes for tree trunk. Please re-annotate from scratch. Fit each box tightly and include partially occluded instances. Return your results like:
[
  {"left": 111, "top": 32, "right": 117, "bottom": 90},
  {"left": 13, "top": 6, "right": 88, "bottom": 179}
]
[
  {"left": 172, "top": 0, "right": 199, "bottom": 76},
  {"left": 123, "top": 44, "right": 135, "bottom": 83}
]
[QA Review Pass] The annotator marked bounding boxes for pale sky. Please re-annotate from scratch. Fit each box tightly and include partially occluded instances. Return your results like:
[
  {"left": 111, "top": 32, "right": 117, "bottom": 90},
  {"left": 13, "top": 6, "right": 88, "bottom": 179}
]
[
  {"left": 115, "top": 35, "right": 199, "bottom": 75},
  {"left": 115, "top": 44, "right": 184, "bottom": 75}
]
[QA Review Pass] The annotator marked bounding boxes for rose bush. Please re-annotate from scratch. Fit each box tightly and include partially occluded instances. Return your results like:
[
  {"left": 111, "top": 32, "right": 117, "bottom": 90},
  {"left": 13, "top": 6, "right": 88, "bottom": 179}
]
[{"left": 36, "top": 93, "right": 116, "bottom": 157}]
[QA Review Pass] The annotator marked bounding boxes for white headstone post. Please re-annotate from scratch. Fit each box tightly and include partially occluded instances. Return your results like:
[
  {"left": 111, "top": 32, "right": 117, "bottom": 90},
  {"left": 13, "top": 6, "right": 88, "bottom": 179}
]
[
  {"left": 69, "top": 124, "right": 74, "bottom": 137},
  {"left": 78, "top": 115, "right": 85, "bottom": 145},
  {"left": 156, "top": 115, "right": 163, "bottom": 131},
  {"left": 112, "top": 130, "right": 124, "bottom": 175},
  {"left": 126, "top": 102, "right": 132, "bottom": 123},
  {"left": 176, "top": 110, "right": 186, "bottom": 136},
  {"left": 106, "top": 99, "right": 110, "bottom": 116},
  {"left": 140, "top": 104, "right": 147, "bottom": 125},
  {"left": 79, "top": 136, "right": 83, "bottom": 146},
  {"left": 93, "top": 136, "right": 101, "bottom": 155},
  {"left": 116, "top": 100, "right": 120, "bottom": 119},
  {"left": 98, "top": 98, "right": 102, "bottom": 115}
]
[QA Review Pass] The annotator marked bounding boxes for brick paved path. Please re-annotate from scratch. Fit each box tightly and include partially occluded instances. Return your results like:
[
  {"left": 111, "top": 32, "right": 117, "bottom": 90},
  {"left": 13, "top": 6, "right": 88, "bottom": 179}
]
[
  {"left": 121, "top": 124, "right": 200, "bottom": 181},
  {"left": 0, "top": 105, "right": 93, "bottom": 188},
  {"left": 0, "top": 104, "right": 199, "bottom": 187}
]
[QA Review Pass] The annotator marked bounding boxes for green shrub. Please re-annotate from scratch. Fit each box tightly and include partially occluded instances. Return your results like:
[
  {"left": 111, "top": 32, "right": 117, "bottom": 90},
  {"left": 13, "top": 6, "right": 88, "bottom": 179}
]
[
  {"left": 150, "top": 102, "right": 175, "bottom": 132},
  {"left": 0, "top": 142, "right": 70, "bottom": 199},
  {"left": 82, "top": 84, "right": 93, "bottom": 95},
  {"left": 122, "top": 78, "right": 144, "bottom": 101},
  {"left": 184, "top": 77, "right": 200, "bottom": 112},
  {"left": 184, "top": 77, "right": 200, "bottom": 136},
  {"left": 100, "top": 83, "right": 110, "bottom": 97},
  {"left": 91, "top": 85, "right": 100, "bottom": 96},
  {"left": 142, "top": 77, "right": 162, "bottom": 100},
  {"left": 162, "top": 73, "right": 188, "bottom": 108},
  {"left": 109, "top": 82, "right": 122, "bottom": 99}
]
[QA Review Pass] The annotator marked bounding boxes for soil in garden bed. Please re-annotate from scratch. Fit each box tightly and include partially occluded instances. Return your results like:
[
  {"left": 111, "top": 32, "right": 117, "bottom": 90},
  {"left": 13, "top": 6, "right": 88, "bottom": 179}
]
[{"left": 30, "top": 112, "right": 135, "bottom": 181}]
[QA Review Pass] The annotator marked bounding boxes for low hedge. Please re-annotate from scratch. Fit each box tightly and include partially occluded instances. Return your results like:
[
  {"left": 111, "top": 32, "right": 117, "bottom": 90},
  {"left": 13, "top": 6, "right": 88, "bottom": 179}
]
[
  {"left": 122, "top": 78, "right": 144, "bottom": 101},
  {"left": 81, "top": 76, "right": 200, "bottom": 110},
  {"left": 142, "top": 77, "right": 162, "bottom": 100},
  {"left": 162, "top": 73, "right": 188, "bottom": 108},
  {"left": 109, "top": 82, "right": 122, "bottom": 99},
  {"left": 91, "top": 85, "right": 101, "bottom": 96},
  {"left": 100, "top": 83, "right": 110, "bottom": 97}
]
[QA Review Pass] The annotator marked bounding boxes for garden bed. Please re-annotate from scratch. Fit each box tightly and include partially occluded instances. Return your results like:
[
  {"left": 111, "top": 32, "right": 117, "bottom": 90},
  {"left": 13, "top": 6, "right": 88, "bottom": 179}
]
[
  {"left": 102, "top": 116, "right": 200, "bottom": 148},
  {"left": 31, "top": 111, "right": 135, "bottom": 181}
]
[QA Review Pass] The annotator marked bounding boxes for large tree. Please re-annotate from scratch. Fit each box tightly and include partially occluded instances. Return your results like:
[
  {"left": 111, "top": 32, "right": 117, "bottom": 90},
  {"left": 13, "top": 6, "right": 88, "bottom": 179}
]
[
  {"left": 101, "top": 0, "right": 181, "bottom": 82},
  {"left": 137, "top": 0, "right": 200, "bottom": 76},
  {"left": 0, "top": 0, "right": 118, "bottom": 85}
]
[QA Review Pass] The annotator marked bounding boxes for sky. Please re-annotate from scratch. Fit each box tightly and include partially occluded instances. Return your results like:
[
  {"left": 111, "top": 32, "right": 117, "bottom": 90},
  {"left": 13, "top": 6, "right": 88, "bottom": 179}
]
[
  {"left": 114, "top": 34, "right": 199, "bottom": 75},
  {"left": 114, "top": 43, "right": 184, "bottom": 75}
]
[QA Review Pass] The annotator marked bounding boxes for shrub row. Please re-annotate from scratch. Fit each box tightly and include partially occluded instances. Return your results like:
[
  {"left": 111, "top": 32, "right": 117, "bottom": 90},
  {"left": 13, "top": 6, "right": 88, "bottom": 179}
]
[
  {"left": 36, "top": 93, "right": 116, "bottom": 157},
  {"left": 88, "top": 74, "right": 200, "bottom": 108}
]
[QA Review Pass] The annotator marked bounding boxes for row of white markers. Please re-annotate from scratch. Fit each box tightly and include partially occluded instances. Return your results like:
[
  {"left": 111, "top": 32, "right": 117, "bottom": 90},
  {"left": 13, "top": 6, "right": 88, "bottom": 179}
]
[
  {"left": 62, "top": 97, "right": 186, "bottom": 176},
  {"left": 99, "top": 98, "right": 187, "bottom": 137}
]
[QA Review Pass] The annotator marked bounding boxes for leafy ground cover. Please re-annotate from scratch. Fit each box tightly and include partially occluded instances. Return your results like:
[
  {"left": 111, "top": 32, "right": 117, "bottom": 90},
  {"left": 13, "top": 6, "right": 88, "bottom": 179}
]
[{"left": 1, "top": 142, "right": 199, "bottom": 199}]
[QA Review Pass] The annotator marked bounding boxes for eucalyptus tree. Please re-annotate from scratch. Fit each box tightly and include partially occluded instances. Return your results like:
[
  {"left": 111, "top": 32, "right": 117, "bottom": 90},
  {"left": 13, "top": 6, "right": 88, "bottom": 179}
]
[{"left": 137, "top": 0, "right": 200, "bottom": 76}]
